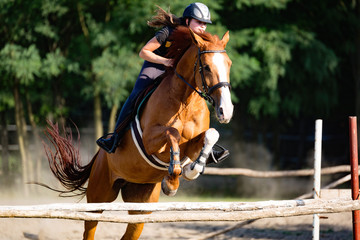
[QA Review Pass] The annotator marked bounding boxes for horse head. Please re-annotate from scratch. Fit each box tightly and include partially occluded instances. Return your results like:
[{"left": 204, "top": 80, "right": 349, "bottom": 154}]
[{"left": 189, "top": 29, "right": 234, "bottom": 124}]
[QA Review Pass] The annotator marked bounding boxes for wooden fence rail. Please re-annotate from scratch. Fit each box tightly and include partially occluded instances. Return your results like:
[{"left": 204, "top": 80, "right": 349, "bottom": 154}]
[
  {"left": 1, "top": 199, "right": 359, "bottom": 224},
  {"left": 204, "top": 165, "right": 350, "bottom": 177}
]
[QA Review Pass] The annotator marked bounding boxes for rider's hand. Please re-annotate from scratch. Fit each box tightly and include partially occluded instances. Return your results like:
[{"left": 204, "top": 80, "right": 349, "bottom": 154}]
[{"left": 163, "top": 58, "right": 174, "bottom": 67}]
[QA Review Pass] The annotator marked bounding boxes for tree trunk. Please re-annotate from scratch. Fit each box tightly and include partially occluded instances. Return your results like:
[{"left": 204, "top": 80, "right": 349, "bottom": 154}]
[
  {"left": 0, "top": 110, "right": 9, "bottom": 176},
  {"left": 78, "top": 2, "right": 102, "bottom": 153},
  {"left": 13, "top": 79, "right": 29, "bottom": 196},
  {"left": 296, "top": 119, "right": 306, "bottom": 169},
  {"left": 26, "top": 91, "right": 42, "bottom": 183},
  {"left": 271, "top": 124, "right": 281, "bottom": 169},
  {"left": 21, "top": 93, "right": 34, "bottom": 190},
  {"left": 94, "top": 92, "right": 103, "bottom": 152},
  {"left": 108, "top": 104, "right": 118, "bottom": 133}
]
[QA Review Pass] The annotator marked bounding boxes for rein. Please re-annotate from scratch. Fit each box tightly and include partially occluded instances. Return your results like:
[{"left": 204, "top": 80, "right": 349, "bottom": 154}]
[{"left": 175, "top": 48, "right": 231, "bottom": 106}]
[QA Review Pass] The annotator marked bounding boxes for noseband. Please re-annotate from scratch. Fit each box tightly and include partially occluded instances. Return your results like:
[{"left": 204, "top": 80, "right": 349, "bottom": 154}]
[{"left": 175, "top": 48, "right": 231, "bottom": 106}]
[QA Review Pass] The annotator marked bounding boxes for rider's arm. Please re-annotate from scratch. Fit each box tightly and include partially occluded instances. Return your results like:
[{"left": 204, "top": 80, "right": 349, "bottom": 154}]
[{"left": 139, "top": 37, "right": 173, "bottom": 67}]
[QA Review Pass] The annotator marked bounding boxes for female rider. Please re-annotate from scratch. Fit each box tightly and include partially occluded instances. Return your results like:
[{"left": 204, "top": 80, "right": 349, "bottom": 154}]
[{"left": 97, "top": 3, "right": 228, "bottom": 163}]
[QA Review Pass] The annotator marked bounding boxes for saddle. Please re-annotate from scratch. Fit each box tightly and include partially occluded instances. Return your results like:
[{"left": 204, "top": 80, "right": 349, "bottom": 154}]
[{"left": 114, "top": 79, "right": 160, "bottom": 136}]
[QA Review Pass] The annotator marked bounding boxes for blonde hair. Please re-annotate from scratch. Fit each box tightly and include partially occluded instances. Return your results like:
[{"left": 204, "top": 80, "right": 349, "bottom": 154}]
[{"left": 147, "top": 6, "right": 182, "bottom": 28}]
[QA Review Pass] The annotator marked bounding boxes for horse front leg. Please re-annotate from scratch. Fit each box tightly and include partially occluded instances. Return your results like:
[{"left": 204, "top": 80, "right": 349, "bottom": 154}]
[
  {"left": 183, "top": 128, "right": 219, "bottom": 180},
  {"left": 161, "top": 127, "right": 182, "bottom": 196},
  {"left": 143, "top": 127, "right": 182, "bottom": 196}
]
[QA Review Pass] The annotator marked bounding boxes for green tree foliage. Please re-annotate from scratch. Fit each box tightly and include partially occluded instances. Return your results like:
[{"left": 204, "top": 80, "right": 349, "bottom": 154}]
[
  {"left": 0, "top": 44, "right": 42, "bottom": 84},
  {"left": 0, "top": 0, "right": 356, "bottom": 122},
  {"left": 91, "top": 47, "right": 141, "bottom": 109},
  {"left": 219, "top": 0, "right": 342, "bottom": 119},
  {"left": 0, "top": 0, "right": 360, "bottom": 178}
]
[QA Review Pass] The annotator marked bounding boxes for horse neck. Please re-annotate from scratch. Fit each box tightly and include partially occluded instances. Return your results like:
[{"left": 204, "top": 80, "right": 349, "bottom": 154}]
[{"left": 170, "top": 46, "right": 200, "bottom": 103}]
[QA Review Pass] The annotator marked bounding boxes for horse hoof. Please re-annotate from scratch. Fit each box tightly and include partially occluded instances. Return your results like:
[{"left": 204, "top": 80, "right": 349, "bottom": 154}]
[
  {"left": 182, "top": 163, "right": 201, "bottom": 181},
  {"left": 161, "top": 179, "right": 178, "bottom": 196}
]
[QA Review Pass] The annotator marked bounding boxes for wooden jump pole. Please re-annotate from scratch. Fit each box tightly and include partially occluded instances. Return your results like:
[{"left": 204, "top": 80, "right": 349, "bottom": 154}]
[
  {"left": 350, "top": 116, "right": 360, "bottom": 240},
  {"left": 203, "top": 165, "right": 350, "bottom": 177},
  {"left": 0, "top": 199, "right": 360, "bottom": 224}
]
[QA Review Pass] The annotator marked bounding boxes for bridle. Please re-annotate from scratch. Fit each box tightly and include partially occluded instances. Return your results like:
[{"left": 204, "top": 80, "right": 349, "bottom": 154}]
[{"left": 175, "top": 48, "right": 231, "bottom": 106}]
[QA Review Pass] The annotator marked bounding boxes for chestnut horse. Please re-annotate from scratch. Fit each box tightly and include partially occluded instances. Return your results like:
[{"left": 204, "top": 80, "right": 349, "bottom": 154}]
[{"left": 44, "top": 26, "right": 233, "bottom": 240}]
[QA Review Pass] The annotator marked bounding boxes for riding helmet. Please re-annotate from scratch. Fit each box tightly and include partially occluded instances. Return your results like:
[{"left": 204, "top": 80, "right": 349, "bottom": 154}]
[{"left": 183, "top": 2, "right": 212, "bottom": 24}]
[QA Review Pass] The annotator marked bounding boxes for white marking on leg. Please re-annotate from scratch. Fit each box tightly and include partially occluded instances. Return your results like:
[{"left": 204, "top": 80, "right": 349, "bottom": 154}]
[
  {"left": 183, "top": 129, "right": 219, "bottom": 180},
  {"left": 183, "top": 163, "right": 200, "bottom": 180},
  {"left": 197, "top": 128, "right": 219, "bottom": 163},
  {"left": 204, "top": 128, "right": 220, "bottom": 149}
]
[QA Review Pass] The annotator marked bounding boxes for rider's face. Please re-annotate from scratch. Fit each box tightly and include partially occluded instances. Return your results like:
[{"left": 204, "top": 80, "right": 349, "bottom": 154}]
[{"left": 187, "top": 19, "right": 207, "bottom": 34}]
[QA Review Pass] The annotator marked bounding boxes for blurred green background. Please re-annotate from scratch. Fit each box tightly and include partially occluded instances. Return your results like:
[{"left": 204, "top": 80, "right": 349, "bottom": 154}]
[{"left": 0, "top": 0, "right": 359, "bottom": 199}]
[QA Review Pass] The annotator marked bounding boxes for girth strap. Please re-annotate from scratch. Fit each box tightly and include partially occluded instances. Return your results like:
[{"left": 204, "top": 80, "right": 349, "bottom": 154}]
[{"left": 130, "top": 115, "right": 190, "bottom": 171}]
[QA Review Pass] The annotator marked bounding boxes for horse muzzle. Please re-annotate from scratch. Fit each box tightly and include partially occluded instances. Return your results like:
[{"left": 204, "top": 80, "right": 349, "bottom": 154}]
[{"left": 214, "top": 86, "right": 233, "bottom": 124}]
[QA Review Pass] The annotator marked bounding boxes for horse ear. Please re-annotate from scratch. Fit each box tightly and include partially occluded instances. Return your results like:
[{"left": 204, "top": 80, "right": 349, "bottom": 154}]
[
  {"left": 221, "top": 31, "right": 230, "bottom": 47},
  {"left": 189, "top": 28, "right": 204, "bottom": 47}
]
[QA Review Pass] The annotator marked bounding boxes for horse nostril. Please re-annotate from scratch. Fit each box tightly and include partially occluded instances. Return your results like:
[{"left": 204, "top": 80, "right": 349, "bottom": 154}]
[{"left": 219, "top": 107, "right": 224, "bottom": 115}]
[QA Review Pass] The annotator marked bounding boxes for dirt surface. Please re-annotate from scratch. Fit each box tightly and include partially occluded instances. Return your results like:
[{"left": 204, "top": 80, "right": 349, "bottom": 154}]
[
  {"left": 0, "top": 213, "right": 353, "bottom": 240},
  {"left": 0, "top": 194, "right": 353, "bottom": 240}
]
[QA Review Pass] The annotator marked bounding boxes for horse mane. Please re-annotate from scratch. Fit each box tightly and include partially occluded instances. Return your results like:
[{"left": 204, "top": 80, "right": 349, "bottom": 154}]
[{"left": 166, "top": 26, "right": 221, "bottom": 68}]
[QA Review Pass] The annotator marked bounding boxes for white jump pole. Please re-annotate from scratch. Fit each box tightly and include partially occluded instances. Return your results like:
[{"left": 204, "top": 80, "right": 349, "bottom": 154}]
[{"left": 312, "top": 119, "right": 323, "bottom": 240}]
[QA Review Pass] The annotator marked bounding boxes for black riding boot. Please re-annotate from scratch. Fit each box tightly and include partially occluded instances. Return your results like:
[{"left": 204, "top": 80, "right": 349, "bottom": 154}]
[
  {"left": 206, "top": 144, "right": 230, "bottom": 165},
  {"left": 96, "top": 132, "right": 121, "bottom": 153}
]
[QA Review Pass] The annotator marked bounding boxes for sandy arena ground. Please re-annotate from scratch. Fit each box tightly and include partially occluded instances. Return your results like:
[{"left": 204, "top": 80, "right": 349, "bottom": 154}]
[{"left": 0, "top": 212, "right": 353, "bottom": 239}]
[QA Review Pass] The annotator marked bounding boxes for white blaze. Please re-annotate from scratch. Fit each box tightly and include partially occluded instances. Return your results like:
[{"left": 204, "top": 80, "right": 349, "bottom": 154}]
[
  {"left": 212, "top": 53, "right": 233, "bottom": 123},
  {"left": 212, "top": 53, "right": 228, "bottom": 83}
]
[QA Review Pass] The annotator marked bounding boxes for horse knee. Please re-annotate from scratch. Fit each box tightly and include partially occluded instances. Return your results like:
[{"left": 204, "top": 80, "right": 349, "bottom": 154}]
[
  {"left": 204, "top": 128, "right": 219, "bottom": 148},
  {"left": 183, "top": 128, "right": 220, "bottom": 180},
  {"left": 198, "top": 128, "right": 220, "bottom": 165},
  {"left": 165, "top": 127, "right": 181, "bottom": 150}
]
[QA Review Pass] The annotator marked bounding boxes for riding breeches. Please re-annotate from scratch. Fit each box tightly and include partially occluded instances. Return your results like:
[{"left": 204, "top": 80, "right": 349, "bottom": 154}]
[{"left": 114, "top": 61, "right": 165, "bottom": 131}]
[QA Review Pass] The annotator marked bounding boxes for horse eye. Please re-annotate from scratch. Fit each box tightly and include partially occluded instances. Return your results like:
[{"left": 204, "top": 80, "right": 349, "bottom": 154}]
[{"left": 204, "top": 65, "right": 211, "bottom": 72}]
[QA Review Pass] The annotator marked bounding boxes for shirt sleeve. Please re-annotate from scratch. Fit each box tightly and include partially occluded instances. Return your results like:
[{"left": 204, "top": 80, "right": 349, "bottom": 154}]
[{"left": 155, "top": 26, "right": 170, "bottom": 45}]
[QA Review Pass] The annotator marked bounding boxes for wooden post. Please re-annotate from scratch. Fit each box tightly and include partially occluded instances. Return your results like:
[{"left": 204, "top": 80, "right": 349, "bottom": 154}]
[
  {"left": 313, "top": 119, "right": 322, "bottom": 240},
  {"left": 349, "top": 116, "right": 360, "bottom": 240}
]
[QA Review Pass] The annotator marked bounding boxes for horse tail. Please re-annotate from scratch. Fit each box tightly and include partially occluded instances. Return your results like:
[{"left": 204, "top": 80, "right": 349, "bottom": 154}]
[{"left": 42, "top": 120, "right": 95, "bottom": 197}]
